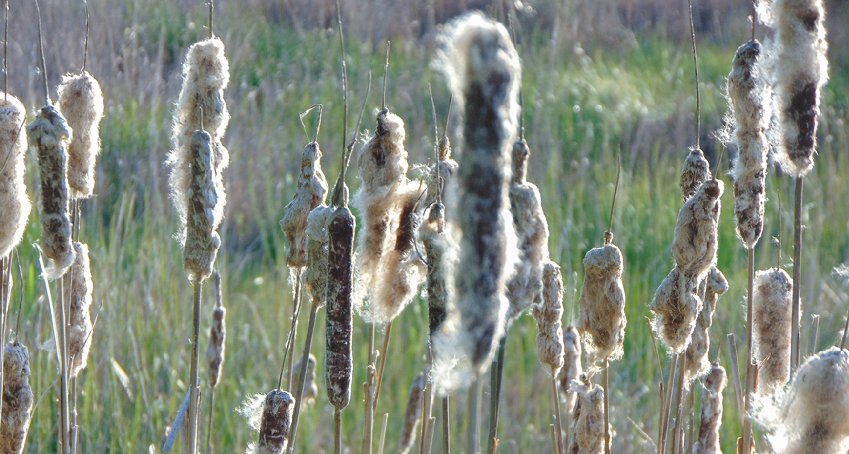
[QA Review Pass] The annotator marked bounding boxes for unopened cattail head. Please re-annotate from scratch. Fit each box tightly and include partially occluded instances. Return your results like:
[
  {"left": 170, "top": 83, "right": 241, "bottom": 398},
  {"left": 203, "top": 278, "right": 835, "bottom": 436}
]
[
  {"left": 0, "top": 341, "right": 33, "bottom": 454},
  {"left": 65, "top": 242, "right": 94, "bottom": 378},
  {"left": 761, "top": 348, "right": 849, "bottom": 453},
  {"left": 56, "top": 71, "right": 104, "bottom": 199},
  {"left": 0, "top": 93, "right": 30, "bottom": 260},
  {"left": 168, "top": 36, "right": 229, "bottom": 245},
  {"left": 568, "top": 375, "right": 607, "bottom": 454},
  {"left": 558, "top": 325, "right": 583, "bottom": 409},
  {"left": 28, "top": 105, "right": 76, "bottom": 279},
  {"left": 280, "top": 142, "right": 328, "bottom": 268},
  {"left": 685, "top": 267, "right": 728, "bottom": 379},
  {"left": 292, "top": 354, "right": 318, "bottom": 406},
  {"left": 436, "top": 11, "right": 521, "bottom": 375},
  {"left": 506, "top": 138, "right": 550, "bottom": 324},
  {"left": 651, "top": 266, "right": 702, "bottom": 353},
  {"left": 680, "top": 148, "right": 711, "bottom": 201},
  {"left": 182, "top": 130, "right": 221, "bottom": 281},
  {"left": 753, "top": 267, "right": 793, "bottom": 392},
  {"left": 577, "top": 243, "right": 626, "bottom": 362},
  {"left": 672, "top": 178, "right": 723, "bottom": 276},
  {"left": 254, "top": 389, "right": 295, "bottom": 454},
  {"left": 727, "top": 40, "right": 770, "bottom": 249},
  {"left": 326, "top": 206, "right": 355, "bottom": 409},
  {"left": 206, "top": 272, "right": 226, "bottom": 389},
  {"left": 533, "top": 261, "right": 565, "bottom": 375},
  {"left": 304, "top": 205, "right": 333, "bottom": 306},
  {"left": 693, "top": 363, "right": 726, "bottom": 454},
  {"left": 770, "top": 0, "right": 828, "bottom": 177},
  {"left": 399, "top": 373, "right": 426, "bottom": 454}
]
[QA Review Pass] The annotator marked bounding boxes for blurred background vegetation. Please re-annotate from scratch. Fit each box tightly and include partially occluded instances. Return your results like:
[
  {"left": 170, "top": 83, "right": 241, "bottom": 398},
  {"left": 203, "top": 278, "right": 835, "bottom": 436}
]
[{"left": 3, "top": 0, "right": 848, "bottom": 451}]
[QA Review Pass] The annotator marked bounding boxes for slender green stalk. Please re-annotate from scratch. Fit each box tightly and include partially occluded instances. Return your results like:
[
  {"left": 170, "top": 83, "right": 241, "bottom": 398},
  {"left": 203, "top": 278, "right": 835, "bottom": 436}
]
[
  {"left": 791, "top": 177, "right": 803, "bottom": 371},
  {"left": 286, "top": 300, "right": 320, "bottom": 453},
  {"left": 334, "top": 408, "right": 343, "bottom": 454},
  {"left": 468, "top": 378, "right": 481, "bottom": 454},
  {"left": 187, "top": 280, "right": 203, "bottom": 454}
]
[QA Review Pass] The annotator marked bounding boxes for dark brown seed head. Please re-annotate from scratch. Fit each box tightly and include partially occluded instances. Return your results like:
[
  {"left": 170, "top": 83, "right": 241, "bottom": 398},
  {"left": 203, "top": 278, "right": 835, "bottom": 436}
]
[{"left": 256, "top": 389, "right": 295, "bottom": 453}]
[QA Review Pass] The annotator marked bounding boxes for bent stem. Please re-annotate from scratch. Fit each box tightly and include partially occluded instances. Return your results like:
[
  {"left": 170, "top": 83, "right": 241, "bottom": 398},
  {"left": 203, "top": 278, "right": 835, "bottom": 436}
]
[
  {"left": 287, "top": 299, "right": 321, "bottom": 453},
  {"left": 187, "top": 279, "right": 203, "bottom": 454}
]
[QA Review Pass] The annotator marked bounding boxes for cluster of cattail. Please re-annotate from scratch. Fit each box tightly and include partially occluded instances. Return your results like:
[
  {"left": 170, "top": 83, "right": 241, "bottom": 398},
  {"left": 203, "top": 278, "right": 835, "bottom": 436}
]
[
  {"left": 292, "top": 354, "right": 318, "bottom": 405},
  {"left": 567, "top": 375, "right": 607, "bottom": 453},
  {"left": 534, "top": 261, "right": 565, "bottom": 375},
  {"left": 64, "top": 242, "right": 94, "bottom": 377},
  {"left": 399, "top": 372, "right": 426, "bottom": 454},
  {"left": 280, "top": 141, "right": 328, "bottom": 268},
  {"left": 685, "top": 267, "right": 728, "bottom": 379},
  {"left": 577, "top": 235, "right": 626, "bottom": 363},
  {"left": 692, "top": 363, "right": 726, "bottom": 454},
  {"left": 251, "top": 390, "right": 295, "bottom": 454},
  {"left": 56, "top": 71, "right": 104, "bottom": 199},
  {"left": 752, "top": 267, "right": 793, "bottom": 392},
  {"left": 0, "top": 342, "right": 33, "bottom": 454},
  {"left": 0, "top": 93, "right": 30, "bottom": 260},
  {"left": 436, "top": 12, "right": 520, "bottom": 375},
  {"left": 28, "top": 105, "right": 76, "bottom": 279}
]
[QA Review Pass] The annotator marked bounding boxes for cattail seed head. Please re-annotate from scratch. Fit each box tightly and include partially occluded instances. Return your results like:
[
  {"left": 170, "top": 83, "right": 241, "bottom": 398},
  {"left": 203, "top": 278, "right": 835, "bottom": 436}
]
[
  {"left": 680, "top": 148, "right": 711, "bottom": 201},
  {"left": 685, "top": 267, "right": 728, "bottom": 380},
  {"left": 651, "top": 266, "right": 702, "bottom": 353},
  {"left": 65, "top": 242, "right": 94, "bottom": 378},
  {"left": 206, "top": 272, "right": 226, "bottom": 389},
  {"left": 577, "top": 243, "right": 626, "bottom": 362},
  {"left": 534, "top": 261, "right": 565, "bottom": 376},
  {"left": 182, "top": 131, "right": 221, "bottom": 281},
  {"left": 693, "top": 363, "right": 726, "bottom": 454},
  {"left": 558, "top": 325, "right": 583, "bottom": 410},
  {"left": 304, "top": 205, "right": 334, "bottom": 306},
  {"left": 419, "top": 202, "right": 450, "bottom": 335},
  {"left": 0, "top": 93, "right": 30, "bottom": 260},
  {"left": 399, "top": 373, "right": 426, "bottom": 454},
  {"left": 424, "top": 143, "right": 458, "bottom": 209},
  {"left": 280, "top": 142, "right": 328, "bottom": 268},
  {"left": 255, "top": 389, "right": 295, "bottom": 454},
  {"left": 56, "top": 71, "right": 104, "bottom": 199},
  {"left": 28, "top": 105, "right": 76, "bottom": 279},
  {"left": 0, "top": 341, "right": 33, "bottom": 454},
  {"left": 761, "top": 348, "right": 849, "bottom": 453},
  {"left": 769, "top": 0, "right": 828, "bottom": 177},
  {"left": 437, "top": 12, "right": 521, "bottom": 374},
  {"left": 568, "top": 375, "right": 608, "bottom": 454},
  {"left": 292, "top": 354, "right": 318, "bottom": 406},
  {"left": 326, "top": 206, "right": 355, "bottom": 410},
  {"left": 672, "top": 178, "right": 723, "bottom": 277},
  {"left": 752, "top": 267, "right": 793, "bottom": 392}
]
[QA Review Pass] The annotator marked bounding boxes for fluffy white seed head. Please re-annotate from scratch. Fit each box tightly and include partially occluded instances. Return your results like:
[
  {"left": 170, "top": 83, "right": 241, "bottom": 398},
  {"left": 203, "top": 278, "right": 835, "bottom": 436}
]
[
  {"left": 680, "top": 148, "right": 711, "bottom": 201},
  {"left": 0, "top": 341, "right": 33, "bottom": 454},
  {"left": 0, "top": 93, "right": 30, "bottom": 259},
  {"left": 182, "top": 131, "right": 222, "bottom": 281},
  {"left": 685, "top": 267, "right": 728, "bottom": 380},
  {"left": 206, "top": 273, "right": 226, "bottom": 389},
  {"left": 752, "top": 267, "right": 793, "bottom": 392},
  {"left": 56, "top": 71, "right": 104, "bottom": 199},
  {"left": 558, "top": 325, "right": 583, "bottom": 410},
  {"left": 280, "top": 142, "right": 328, "bottom": 268},
  {"left": 651, "top": 266, "right": 702, "bottom": 353},
  {"left": 568, "top": 376, "right": 608, "bottom": 454},
  {"left": 673, "top": 178, "right": 723, "bottom": 276},
  {"left": 577, "top": 243, "right": 626, "bottom": 363},
  {"left": 65, "top": 242, "right": 94, "bottom": 378},
  {"left": 693, "top": 363, "right": 726, "bottom": 454},
  {"left": 534, "top": 261, "right": 565, "bottom": 376}
]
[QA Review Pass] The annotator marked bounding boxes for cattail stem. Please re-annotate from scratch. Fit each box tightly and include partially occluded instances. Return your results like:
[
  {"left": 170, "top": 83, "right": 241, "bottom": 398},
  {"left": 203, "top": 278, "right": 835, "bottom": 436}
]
[
  {"left": 659, "top": 353, "right": 678, "bottom": 453},
  {"left": 486, "top": 337, "right": 506, "bottom": 454},
  {"left": 840, "top": 306, "right": 849, "bottom": 350},
  {"left": 467, "top": 378, "right": 481, "bottom": 454},
  {"left": 205, "top": 389, "right": 215, "bottom": 454},
  {"left": 187, "top": 279, "right": 203, "bottom": 454},
  {"left": 373, "top": 321, "right": 393, "bottom": 406},
  {"left": 603, "top": 359, "right": 610, "bottom": 454},
  {"left": 286, "top": 299, "right": 320, "bottom": 453},
  {"left": 668, "top": 355, "right": 687, "bottom": 454},
  {"left": 552, "top": 375, "right": 565, "bottom": 454},
  {"left": 363, "top": 324, "right": 376, "bottom": 454},
  {"left": 58, "top": 277, "right": 70, "bottom": 454},
  {"left": 791, "top": 177, "right": 803, "bottom": 371},
  {"left": 442, "top": 397, "right": 451, "bottom": 454},
  {"left": 334, "top": 408, "right": 343, "bottom": 454},
  {"left": 378, "top": 412, "right": 389, "bottom": 454},
  {"left": 286, "top": 271, "right": 304, "bottom": 389},
  {"left": 742, "top": 247, "right": 755, "bottom": 451}
]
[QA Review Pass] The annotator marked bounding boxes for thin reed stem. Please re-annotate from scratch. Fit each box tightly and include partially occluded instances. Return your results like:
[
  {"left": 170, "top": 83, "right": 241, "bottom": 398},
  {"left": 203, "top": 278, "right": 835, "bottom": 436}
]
[
  {"left": 423, "top": 417, "right": 436, "bottom": 454},
  {"left": 59, "top": 276, "right": 70, "bottom": 454},
  {"left": 378, "top": 413, "right": 389, "bottom": 454},
  {"left": 286, "top": 272, "right": 304, "bottom": 389},
  {"left": 552, "top": 375, "right": 565, "bottom": 454},
  {"left": 688, "top": 0, "right": 700, "bottom": 149},
  {"left": 726, "top": 334, "right": 745, "bottom": 426},
  {"left": 363, "top": 324, "right": 376, "bottom": 454},
  {"left": 373, "top": 321, "right": 393, "bottom": 405},
  {"left": 468, "top": 378, "right": 481, "bottom": 454},
  {"left": 603, "top": 359, "right": 610, "bottom": 454},
  {"left": 205, "top": 389, "right": 215, "bottom": 454},
  {"left": 742, "top": 248, "right": 755, "bottom": 452},
  {"left": 442, "top": 396, "right": 451, "bottom": 454},
  {"left": 659, "top": 354, "right": 678, "bottom": 453},
  {"left": 791, "top": 177, "right": 803, "bottom": 371},
  {"left": 334, "top": 408, "right": 343, "bottom": 454},
  {"left": 286, "top": 300, "right": 321, "bottom": 453},
  {"left": 487, "top": 336, "right": 506, "bottom": 454},
  {"left": 187, "top": 280, "right": 203, "bottom": 454},
  {"left": 669, "top": 355, "right": 686, "bottom": 454},
  {"left": 840, "top": 306, "right": 849, "bottom": 350}
]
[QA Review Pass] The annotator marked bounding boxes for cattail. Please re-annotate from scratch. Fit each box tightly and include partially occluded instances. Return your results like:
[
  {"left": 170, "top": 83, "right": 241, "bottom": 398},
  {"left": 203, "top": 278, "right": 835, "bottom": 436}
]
[
  {"left": 506, "top": 137, "right": 550, "bottom": 323},
  {"left": 424, "top": 136, "right": 458, "bottom": 208},
  {"left": 280, "top": 142, "right": 328, "bottom": 268},
  {"left": 55, "top": 71, "right": 104, "bottom": 199},
  {"left": 291, "top": 354, "right": 318, "bottom": 406},
  {"left": 651, "top": 266, "right": 702, "bottom": 353},
  {"left": 534, "top": 261, "right": 565, "bottom": 375},
  {"left": 437, "top": 12, "right": 521, "bottom": 373},
  {"left": 672, "top": 179, "right": 723, "bottom": 277},
  {"left": 0, "top": 93, "right": 30, "bottom": 260},
  {"left": 419, "top": 202, "right": 450, "bottom": 335},
  {"left": 254, "top": 389, "right": 295, "bottom": 454},
  {"left": 685, "top": 267, "right": 728, "bottom": 379},
  {"left": 577, "top": 242, "right": 626, "bottom": 362},
  {"left": 206, "top": 272, "right": 226, "bottom": 389},
  {"left": 727, "top": 40, "right": 769, "bottom": 249},
  {"left": 167, "top": 37, "right": 229, "bottom": 251},
  {"left": 399, "top": 373, "right": 426, "bottom": 454},
  {"left": 304, "top": 205, "right": 334, "bottom": 306},
  {"left": 680, "top": 149, "right": 711, "bottom": 201},
  {"left": 568, "top": 375, "right": 607, "bottom": 454},
  {"left": 761, "top": 348, "right": 849, "bottom": 453},
  {"left": 0, "top": 342, "right": 33, "bottom": 454},
  {"left": 326, "top": 205, "right": 355, "bottom": 410},
  {"left": 769, "top": 0, "right": 828, "bottom": 177},
  {"left": 692, "top": 363, "right": 726, "bottom": 454},
  {"left": 28, "top": 105, "right": 75, "bottom": 279},
  {"left": 65, "top": 242, "right": 94, "bottom": 378},
  {"left": 181, "top": 131, "right": 221, "bottom": 281},
  {"left": 752, "top": 267, "right": 793, "bottom": 392},
  {"left": 558, "top": 325, "right": 583, "bottom": 409}
]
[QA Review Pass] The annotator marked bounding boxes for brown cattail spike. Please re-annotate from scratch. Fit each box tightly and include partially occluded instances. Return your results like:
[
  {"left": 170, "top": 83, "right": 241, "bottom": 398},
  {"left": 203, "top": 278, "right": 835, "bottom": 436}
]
[
  {"left": 326, "top": 206, "right": 354, "bottom": 410},
  {"left": 65, "top": 242, "right": 94, "bottom": 378},
  {"left": 256, "top": 389, "right": 295, "bottom": 454},
  {"left": 693, "top": 363, "right": 726, "bottom": 454},
  {"left": 577, "top": 242, "right": 626, "bottom": 362},
  {"left": 206, "top": 272, "right": 226, "bottom": 389},
  {"left": 280, "top": 141, "right": 328, "bottom": 268},
  {"left": 399, "top": 373, "right": 426, "bottom": 454},
  {"left": 56, "top": 71, "right": 104, "bottom": 199},
  {"left": 0, "top": 93, "right": 30, "bottom": 260},
  {"left": 752, "top": 267, "right": 793, "bottom": 392},
  {"left": 534, "top": 261, "right": 565, "bottom": 376},
  {"left": 28, "top": 105, "right": 76, "bottom": 279},
  {"left": 183, "top": 130, "right": 221, "bottom": 281},
  {"left": 0, "top": 341, "right": 33, "bottom": 454}
]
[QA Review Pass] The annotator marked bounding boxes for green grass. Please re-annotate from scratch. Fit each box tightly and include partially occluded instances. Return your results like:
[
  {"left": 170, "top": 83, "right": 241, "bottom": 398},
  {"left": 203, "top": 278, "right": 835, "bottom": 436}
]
[{"left": 6, "top": 1, "right": 849, "bottom": 452}]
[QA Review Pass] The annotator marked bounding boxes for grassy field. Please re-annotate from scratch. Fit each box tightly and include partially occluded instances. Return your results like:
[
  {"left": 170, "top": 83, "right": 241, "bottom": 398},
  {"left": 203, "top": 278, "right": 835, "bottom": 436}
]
[{"left": 4, "top": 0, "right": 849, "bottom": 452}]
